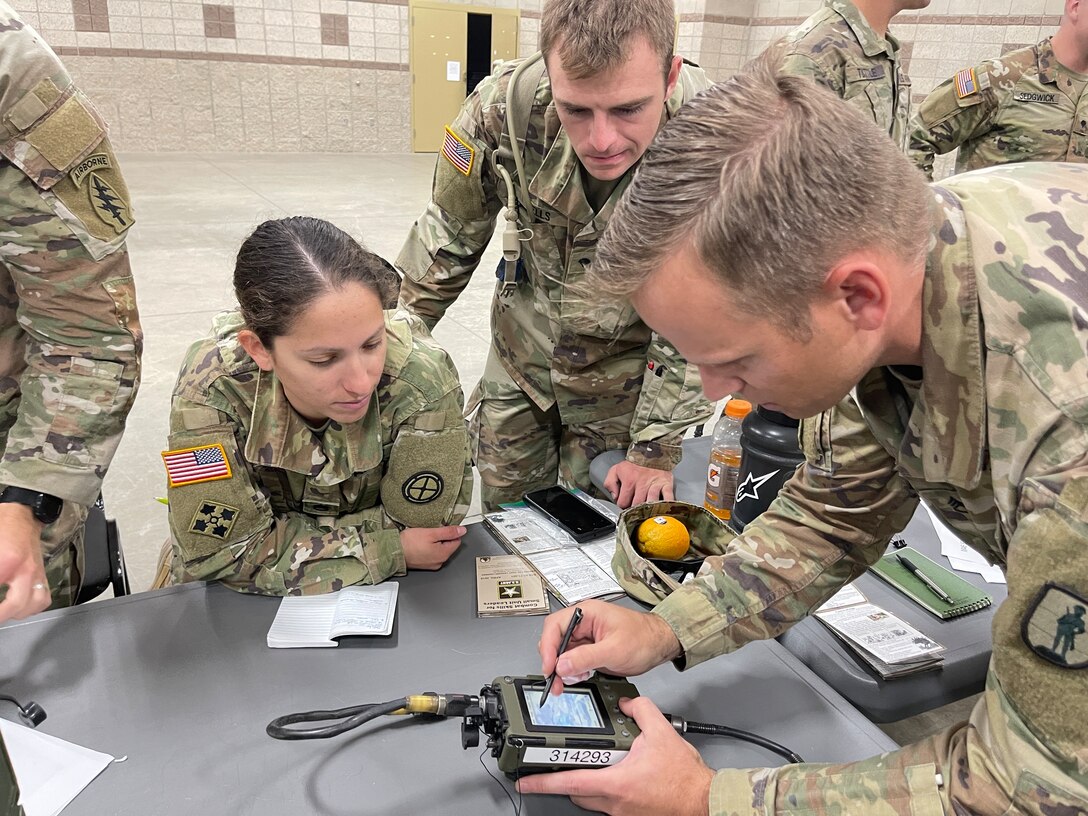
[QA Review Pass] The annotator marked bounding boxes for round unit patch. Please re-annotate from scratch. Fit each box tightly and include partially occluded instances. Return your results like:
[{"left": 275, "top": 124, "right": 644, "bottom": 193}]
[{"left": 402, "top": 471, "right": 444, "bottom": 504}]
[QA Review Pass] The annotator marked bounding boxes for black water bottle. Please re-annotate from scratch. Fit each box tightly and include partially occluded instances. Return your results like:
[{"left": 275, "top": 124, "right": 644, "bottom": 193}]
[{"left": 730, "top": 407, "right": 805, "bottom": 532}]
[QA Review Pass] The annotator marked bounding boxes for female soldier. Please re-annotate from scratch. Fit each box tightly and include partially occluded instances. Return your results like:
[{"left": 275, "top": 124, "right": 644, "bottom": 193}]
[{"left": 158, "top": 217, "right": 472, "bottom": 595}]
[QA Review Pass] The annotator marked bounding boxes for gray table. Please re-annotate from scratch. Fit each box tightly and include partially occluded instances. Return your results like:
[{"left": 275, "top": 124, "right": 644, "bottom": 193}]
[
  {"left": 591, "top": 438, "right": 1006, "bottom": 722},
  {"left": 0, "top": 524, "right": 896, "bottom": 815}
]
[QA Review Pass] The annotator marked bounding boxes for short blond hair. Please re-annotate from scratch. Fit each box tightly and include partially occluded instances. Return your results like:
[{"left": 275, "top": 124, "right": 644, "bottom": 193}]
[
  {"left": 540, "top": 0, "right": 676, "bottom": 80},
  {"left": 593, "top": 50, "right": 932, "bottom": 336}
]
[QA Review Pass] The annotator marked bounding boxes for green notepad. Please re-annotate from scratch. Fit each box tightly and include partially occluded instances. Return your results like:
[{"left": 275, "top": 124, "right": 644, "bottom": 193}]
[{"left": 871, "top": 546, "right": 992, "bottom": 619}]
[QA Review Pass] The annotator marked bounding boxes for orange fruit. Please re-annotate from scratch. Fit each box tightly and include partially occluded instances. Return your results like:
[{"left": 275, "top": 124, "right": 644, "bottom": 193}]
[{"left": 636, "top": 516, "right": 690, "bottom": 560}]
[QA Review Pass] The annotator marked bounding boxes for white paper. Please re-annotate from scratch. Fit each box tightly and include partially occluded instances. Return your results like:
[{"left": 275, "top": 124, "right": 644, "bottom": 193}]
[
  {"left": 446, "top": 60, "right": 461, "bottom": 81},
  {"left": 525, "top": 548, "right": 621, "bottom": 605},
  {"left": 816, "top": 602, "right": 944, "bottom": 664},
  {"left": 267, "top": 583, "right": 398, "bottom": 648},
  {"left": 816, "top": 583, "right": 866, "bottom": 612},
  {"left": 921, "top": 502, "right": 1007, "bottom": 584},
  {"left": 0, "top": 718, "right": 113, "bottom": 816}
]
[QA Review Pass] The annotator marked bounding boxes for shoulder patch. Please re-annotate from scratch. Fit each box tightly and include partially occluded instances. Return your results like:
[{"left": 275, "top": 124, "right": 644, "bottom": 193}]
[
  {"left": 402, "top": 470, "right": 444, "bottom": 504},
  {"left": 162, "top": 443, "right": 233, "bottom": 488},
  {"left": 442, "top": 126, "right": 475, "bottom": 176},
  {"left": 189, "top": 500, "right": 240, "bottom": 540},
  {"left": 1022, "top": 582, "right": 1087, "bottom": 669},
  {"left": 955, "top": 67, "right": 979, "bottom": 99}
]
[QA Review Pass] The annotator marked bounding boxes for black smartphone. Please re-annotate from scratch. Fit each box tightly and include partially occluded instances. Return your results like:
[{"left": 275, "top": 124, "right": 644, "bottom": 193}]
[{"left": 523, "top": 486, "right": 616, "bottom": 543}]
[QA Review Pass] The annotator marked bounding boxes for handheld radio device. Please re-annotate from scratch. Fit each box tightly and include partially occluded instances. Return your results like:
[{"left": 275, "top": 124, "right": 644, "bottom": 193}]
[{"left": 463, "top": 675, "right": 640, "bottom": 777}]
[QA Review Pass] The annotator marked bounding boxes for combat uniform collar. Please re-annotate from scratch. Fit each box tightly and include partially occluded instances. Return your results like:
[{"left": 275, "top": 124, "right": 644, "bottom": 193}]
[
  {"left": 1035, "top": 37, "right": 1060, "bottom": 85},
  {"left": 528, "top": 69, "right": 693, "bottom": 225},
  {"left": 828, "top": 0, "right": 900, "bottom": 59},
  {"left": 245, "top": 367, "right": 383, "bottom": 479},
  {"left": 913, "top": 189, "right": 987, "bottom": 488}
]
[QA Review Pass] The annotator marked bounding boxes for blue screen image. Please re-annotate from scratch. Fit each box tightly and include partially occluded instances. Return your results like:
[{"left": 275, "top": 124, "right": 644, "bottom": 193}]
[{"left": 524, "top": 688, "right": 603, "bottom": 728}]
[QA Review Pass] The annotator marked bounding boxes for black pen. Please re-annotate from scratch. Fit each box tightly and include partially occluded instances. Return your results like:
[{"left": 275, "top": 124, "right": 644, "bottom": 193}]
[
  {"left": 896, "top": 554, "right": 954, "bottom": 604},
  {"left": 540, "top": 607, "right": 583, "bottom": 707}
]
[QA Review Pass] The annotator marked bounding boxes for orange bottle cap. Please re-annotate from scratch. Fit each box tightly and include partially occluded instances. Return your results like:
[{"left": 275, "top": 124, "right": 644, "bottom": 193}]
[{"left": 725, "top": 399, "right": 752, "bottom": 419}]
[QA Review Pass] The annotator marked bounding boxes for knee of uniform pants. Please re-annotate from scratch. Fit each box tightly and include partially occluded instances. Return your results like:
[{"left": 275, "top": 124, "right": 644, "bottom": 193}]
[
  {"left": 44, "top": 529, "right": 83, "bottom": 609},
  {"left": 559, "top": 425, "right": 631, "bottom": 497},
  {"left": 471, "top": 396, "right": 561, "bottom": 511}
]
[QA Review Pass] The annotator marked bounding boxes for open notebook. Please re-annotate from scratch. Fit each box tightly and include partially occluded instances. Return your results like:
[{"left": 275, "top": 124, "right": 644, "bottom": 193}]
[
  {"left": 871, "top": 547, "right": 992, "bottom": 620},
  {"left": 266, "top": 583, "right": 399, "bottom": 648}
]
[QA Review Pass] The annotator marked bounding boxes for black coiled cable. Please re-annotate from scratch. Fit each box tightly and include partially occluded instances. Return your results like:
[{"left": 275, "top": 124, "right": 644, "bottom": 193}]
[{"left": 266, "top": 697, "right": 409, "bottom": 740}]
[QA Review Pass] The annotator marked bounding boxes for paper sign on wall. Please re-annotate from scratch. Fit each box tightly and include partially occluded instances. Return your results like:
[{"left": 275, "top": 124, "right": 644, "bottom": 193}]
[{"left": 446, "top": 60, "right": 461, "bottom": 81}]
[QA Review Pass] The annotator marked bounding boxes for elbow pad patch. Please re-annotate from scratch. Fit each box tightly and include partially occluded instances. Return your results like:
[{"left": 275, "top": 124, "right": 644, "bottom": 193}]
[{"left": 381, "top": 428, "right": 467, "bottom": 529}]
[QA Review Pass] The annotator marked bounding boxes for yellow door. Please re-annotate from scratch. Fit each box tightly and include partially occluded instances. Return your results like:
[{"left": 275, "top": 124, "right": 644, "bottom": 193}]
[
  {"left": 410, "top": 5, "right": 468, "bottom": 153},
  {"left": 490, "top": 13, "right": 519, "bottom": 62}
]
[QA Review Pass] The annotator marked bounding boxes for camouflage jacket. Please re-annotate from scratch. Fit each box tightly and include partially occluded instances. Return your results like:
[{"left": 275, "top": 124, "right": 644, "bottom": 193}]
[
  {"left": 909, "top": 38, "right": 1088, "bottom": 179},
  {"left": 0, "top": 2, "right": 141, "bottom": 518},
  {"left": 649, "top": 164, "right": 1088, "bottom": 810},
  {"left": 780, "top": 0, "right": 912, "bottom": 150},
  {"left": 396, "top": 58, "right": 713, "bottom": 470},
  {"left": 164, "top": 310, "right": 473, "bottom": 596}
]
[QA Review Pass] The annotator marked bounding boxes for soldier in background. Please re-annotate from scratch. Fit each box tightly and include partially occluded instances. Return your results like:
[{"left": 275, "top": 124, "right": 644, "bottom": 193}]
[
  {"left": 910, "top": 0, "right": 1087, "bottom": 179},
  {"left": 523, "top": 56, "right": 1088, "bottom": 815},
  {"left": 0, "top": 1, "right": 142, "bottom": 623},
  {"left": 778, "top": 0, "right": 930, "bottom": 149},
  {"left": 396, "top": 0, "right": 713, "bottom": 512}
]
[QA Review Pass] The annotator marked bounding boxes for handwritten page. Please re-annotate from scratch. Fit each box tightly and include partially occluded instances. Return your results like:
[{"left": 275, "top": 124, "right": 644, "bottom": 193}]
[{"left": 267, "top": 583, "right": 399, "bottom": 648}]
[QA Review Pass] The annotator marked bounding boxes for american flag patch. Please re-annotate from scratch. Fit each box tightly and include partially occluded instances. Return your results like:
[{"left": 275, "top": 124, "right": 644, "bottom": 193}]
[
  {"left": 442, "top": 127, "right": 474, "bottom": 176},
  {"left": 955, "top": 68, "right": 978, "bottom": 99},
  {"left": 161, "top": 443, "right": 232, "bottom": 488}
]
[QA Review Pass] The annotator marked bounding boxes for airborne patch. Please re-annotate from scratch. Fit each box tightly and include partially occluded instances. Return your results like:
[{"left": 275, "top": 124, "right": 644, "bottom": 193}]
[
  {"left": 441, "top": 127, "right": 474, "bottom": 176},
  {"left": 189, "top": 500, "right": 240, "bottom": 540},
  {"left": 402, "top": 471, "right": 444, "bottom": 504},
  {"left": 87, "top": 171, "right": 131, "bottom": 233},
  {"left": 1022, "top": 582, "right": 1087, "bottom": 669},
  {"left": 69, "top": 152, "right": 113, "bottom": 187}
]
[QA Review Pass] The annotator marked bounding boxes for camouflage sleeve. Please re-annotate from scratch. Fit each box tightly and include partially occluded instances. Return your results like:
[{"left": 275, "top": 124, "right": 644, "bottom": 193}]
[
  {"left": 165, "top": 398, "right": 405, "bottom": 597},
  {"left": 395, "top": 72, "right": 506, "bottom": 331},
  {"left": 779, "top": 51, "right": 843, "bottom": 97},
  {"left": 378, "top": 373, "right": 473, "bottom": 530},
  {"left": 908, "top": 71, "right": 996, "bottom": 180},
  {"left": 626, "top": 334, "right": 714, "bottom": 470},
  {"left": 652, "top": 395, "right": 917, "bottom": 665},
  {"left": 0, "top": 31, "right": 141, "bottom": 507}
]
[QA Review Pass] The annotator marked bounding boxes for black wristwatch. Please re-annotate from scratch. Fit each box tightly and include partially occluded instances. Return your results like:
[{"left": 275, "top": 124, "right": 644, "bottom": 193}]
[{"left": 0, "top": 487, "right": 63, "bottom": 525}]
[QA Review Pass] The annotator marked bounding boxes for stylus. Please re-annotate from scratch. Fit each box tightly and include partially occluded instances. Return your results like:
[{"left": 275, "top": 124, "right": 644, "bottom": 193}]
[{"left": 540, "top": 606, "right": 583, "bottom": 707}]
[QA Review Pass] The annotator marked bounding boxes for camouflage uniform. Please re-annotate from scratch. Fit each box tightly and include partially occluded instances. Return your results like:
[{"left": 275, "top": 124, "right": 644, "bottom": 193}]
[
  {"left": 647, "top": 164, "right": 1088, "bottom": 815},
  {"left": 780, "top": 0, "right": 913, "bottom": 150},
  {"left": 909, "top": 38, "right": 1088, "bottom": 179},
  {"left": 0, "top": 2, "right": 141, "bottom": 608},
  {"left": 162, "top": 309, "right": 473, "bottom": 596},
  {"left": 397, "top": 58, "right": 713, "bottom": 511}
]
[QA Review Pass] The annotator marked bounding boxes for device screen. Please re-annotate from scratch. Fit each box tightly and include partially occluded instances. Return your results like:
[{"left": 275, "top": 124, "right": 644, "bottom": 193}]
[
  {"left": 523, "top": 487, "right": 615, "bottom": 539},
  {"left": 522, "top": 688, "right": 605, "bottom": 729}
]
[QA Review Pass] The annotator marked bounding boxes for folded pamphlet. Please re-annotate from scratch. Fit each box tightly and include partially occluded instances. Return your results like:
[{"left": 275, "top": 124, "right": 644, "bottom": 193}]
[{"left": 475, "top": 555, "right": 550, "bottom": 617}]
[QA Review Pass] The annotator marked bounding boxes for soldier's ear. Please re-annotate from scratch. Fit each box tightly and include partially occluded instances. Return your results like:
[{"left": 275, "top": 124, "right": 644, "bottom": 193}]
[{"left": 238, "top": 329, "right": 275, "bottom": 372}]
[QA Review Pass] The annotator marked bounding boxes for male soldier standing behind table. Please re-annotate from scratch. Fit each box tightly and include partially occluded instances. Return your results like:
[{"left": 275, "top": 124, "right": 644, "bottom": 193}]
[
  {"left": 0, "top": 0, "right": 142, "bottom": 624},
  {"left": 396, "top": 0, "right": 713, "bottom": 512},
  {"left": 910, "top": 0, "right": 1087, "bottom": 179},
  {"left": 778, "top": 0, "right": 931, "bottom": 149}
]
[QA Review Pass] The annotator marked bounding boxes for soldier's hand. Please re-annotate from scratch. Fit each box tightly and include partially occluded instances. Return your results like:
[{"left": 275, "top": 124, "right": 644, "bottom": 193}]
[
  {"left": 0, "top": 503, "right": 50, "bottom": 623},
  {"left": 604, "top": 460, "right": 675, "bottom": 508},
  {"left": 517, "top": 696, "right": 714, "bottom": 815},
  {"left": 400, "top": 525, "right": 467, "bottom": 570},
  {"left": 538, "top": 600, "right": 682, "bottom": 696}
]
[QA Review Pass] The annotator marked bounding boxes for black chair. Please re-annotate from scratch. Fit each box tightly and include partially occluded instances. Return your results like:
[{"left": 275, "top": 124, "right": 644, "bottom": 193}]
[{"left": 75, "top": 496, "right": 130, "bottom": 604}]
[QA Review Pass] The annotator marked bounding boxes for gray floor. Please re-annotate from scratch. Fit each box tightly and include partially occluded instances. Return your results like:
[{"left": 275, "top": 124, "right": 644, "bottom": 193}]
[{"left": 103, "top": 151, "right": 967, "bottom": 745}]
